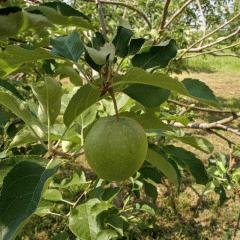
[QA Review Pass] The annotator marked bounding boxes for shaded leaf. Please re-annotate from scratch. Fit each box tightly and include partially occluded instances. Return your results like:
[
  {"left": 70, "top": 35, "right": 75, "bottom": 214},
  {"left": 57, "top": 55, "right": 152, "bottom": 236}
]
[
  {"left": 124, "top": 84, "right": 170, "bottom": 107},
  {"left": 112, "top": 26, "right": 133, "bottom": 58},
  {"left": 51, "top": 32, "right": 84, "bottom": 62},
  {"left": 164, "top": 145, "right": 209, "bottom": 185},
  {"left": 0, "top": 79, "right": 23, "bottom": 99},
  {"left": 69, "top": 199, "right": 112, "bottom": 240},
  {"left": 121, "top": 111, "right": 173, "bottom": 131},
  {"left": 0, "top": 159, "right": 58, "bottom": 240},
  {"left": 64, "top": 84, "right": 101, "bottom": 127},
  {"left": 144, "top": 181, "right": 158, "bottom": 203},
  {"left": 0, "top": 90, "right": 44, "bottom": 139},
  {"left": 56, "top": 63, "right": 82, "bottom": 86},
  {"left": 105, "top": 214, "right": 126, "bottom": 236},
  {"left": 215, "top": 185, "right": 228, "bottom": 206},
  {"left": 9, "top": 127, "right": 39, "bottom": 149},
  {"left": 92, "top": 32, "right": 105, "bottom": 49},
  {"left": 26, "top": 4, "right": 92, "bottom": 29},
  {"left": 128, "top": 38, "right": 145, "bottom": 55},
  {"left": 0, "top": 7, "right": 24, "bottom": 38},
  {"left": 32, "top": 77, "right": 63, "bottom": 125},
  {"left": 131, "top": 39, "right": 177, "bottom": 69},
  {"left": 43, "top": 1, "right": 89, "bottom": 21},
  {"left": 0, "top": 45, "right": 57, "bottom": 77},
  {"left": 175, "top": 135, "right": 214, "bottom": 154},
  {"left": 182, "top": 78, "right": 220, "bottom": 107},
  {"left": 114, "top": 67, "right": 188, "bottom": 96},
  {"left": 147, "top": 145, "right": 180, "bottom": 187}
]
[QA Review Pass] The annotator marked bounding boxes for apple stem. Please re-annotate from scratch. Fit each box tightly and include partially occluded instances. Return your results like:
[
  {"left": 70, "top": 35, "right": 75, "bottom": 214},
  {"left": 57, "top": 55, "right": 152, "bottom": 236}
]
[{"left": 109, "top": 88, "right": 119, "bottom": 121}]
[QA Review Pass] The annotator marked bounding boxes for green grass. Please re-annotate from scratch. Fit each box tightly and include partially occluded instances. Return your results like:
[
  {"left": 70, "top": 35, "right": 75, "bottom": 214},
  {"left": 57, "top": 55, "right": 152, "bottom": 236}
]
[{"left": 186, "top": 55, "right": 240, "bottom": 72}]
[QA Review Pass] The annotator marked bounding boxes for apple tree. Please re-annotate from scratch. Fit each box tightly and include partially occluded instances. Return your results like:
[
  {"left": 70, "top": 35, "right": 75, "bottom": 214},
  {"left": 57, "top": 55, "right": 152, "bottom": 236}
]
[{"left": 0, "top": 0, "right": 239, "bottom": 239}]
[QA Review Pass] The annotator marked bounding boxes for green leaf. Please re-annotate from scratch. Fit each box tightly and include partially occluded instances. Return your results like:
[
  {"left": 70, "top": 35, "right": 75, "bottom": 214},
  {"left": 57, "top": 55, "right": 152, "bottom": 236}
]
[
  {"left": 131, "top": 39, "right": 177, "bottom": 69},
  {"left": 121, "top": 111, "right": 173, "bottom": 131},
  {"left": 56, "top": 63, "right": 82, "bottom": 86},
  {"left": 26, "top": 4, "right": 92, "bottom": 30},
  {"left": 64, "top": 84, "right": 101, "bottom": 127},
  {"left": 85, "top": 43, "right": 115, "bottom": 65},
  {"left": 164, "top": 145, "right": 209, "bottom": 185},
  {"left": 51, "top": 32, "right": 84, "bottom": 62},
  {"left": 0, "top": 90, "right": 44, "bottom": 139},
  {"left": 0, "top": 79, "right": 23, "bottom": 99},
  {"left": 147, "top": 145, "right": 180, "bottom": 187},
  {"left": 182, "top": 78, "right": 220, "bottom": 107},
  {"left": 0, "top": 7, "right": 24, "bottom": 38},
  {"left": 79, "top": 105, "right": 98, "bottom": 129},
  {"left": 144, "top": 181, "right": 158, "bottom": 203},
  {"left": 128, "top": 38, "right": 145, "bottom": 55},
  {"left": 0, "top": 159, "right": 58, "bottom": 240},
  {"left": 215, "top": 185, "right": 228, "bottom": 206},
  {"left": 124, "top": 84, "right": 170, "bottom": 107},
  {"left": 35, "top": 200, "right": 54, "bottom": 217},
  {"left": 42, "top": 189, "right": 62, "bottom": 202},
  {"left": 112, "top": 26, "right": 133, "bottom": 58},
  {"left": 43, "top": 2, "right": 89, "bottom": 21},
  {"left": 32, "top": 77, "right": 63, "bottom": 125},
  {"left": 105, "top": 214, "right": 126, "bottom": 236},
  {"left": 96, "top": 230, "right": 118, "bottom": 240},
  {"left": 0, "top": 46, "right": 57, "bottom": 77},
  {"left": 114, "top": 67, "right": 189, "bottom": 96},
  {"left": 175, "top": 135, "right": 214, "bottom": 154},
  {"left": 69, "top": 199, "right": 112, "bottom": 240},
  {"left": 92, "top": 32, "right": 105, "bottom": 49},
  {"left": 9, "top": 127, "right": 39, "bottom": 149}
]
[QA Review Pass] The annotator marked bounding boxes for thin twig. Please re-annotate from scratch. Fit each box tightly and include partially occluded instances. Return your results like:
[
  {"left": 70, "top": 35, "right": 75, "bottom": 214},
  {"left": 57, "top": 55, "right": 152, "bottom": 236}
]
[
  {"left": 209, "top": 53, "right": 240, "bottom": 58},
  {"left": 170, "top": 122, "right": 240, "bottom": 137},
  {"left": 72, "top": 184, "right": 92, "bottom": 208},
  {"left": 159, "top": 0, "right": 172, "bottom": 32},
  {"left": 188, "top": 28, "right": 240, "bottom": 53},
  {"left": 95, "top": 0, "right": 108, "bottom": 39},
  {"left": 164, "top": 0, "right": 194, "bottom": 29},
  {"left": 168, "top": 99, "right": 236, "bottom": 114},
  {"left": 208, "top": 129, "right": 236, "bottom": 146},
  {"left": 178, "top": 12, "right": 240, "bottom": 59},
  {"left": 182, "top": 41, "right": 240, "bottom": 59},
  {"left": 83, "top": 0, "right": 151, "bottom": 29},
  {"left": 196, "top": 0, "right": 206, "bottom": 47}
]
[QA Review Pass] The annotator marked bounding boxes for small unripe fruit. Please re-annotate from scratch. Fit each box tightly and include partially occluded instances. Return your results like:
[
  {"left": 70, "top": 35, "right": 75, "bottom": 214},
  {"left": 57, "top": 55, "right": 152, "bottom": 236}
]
[{"left": 84, "top": 116, "right": 148, "bottom": 181}]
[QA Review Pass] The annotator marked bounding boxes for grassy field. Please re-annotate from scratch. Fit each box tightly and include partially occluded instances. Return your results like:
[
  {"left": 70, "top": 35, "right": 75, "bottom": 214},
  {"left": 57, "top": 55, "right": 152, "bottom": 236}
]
[{"left": 185, "top": 55, "right": 240, "bottom": 73}]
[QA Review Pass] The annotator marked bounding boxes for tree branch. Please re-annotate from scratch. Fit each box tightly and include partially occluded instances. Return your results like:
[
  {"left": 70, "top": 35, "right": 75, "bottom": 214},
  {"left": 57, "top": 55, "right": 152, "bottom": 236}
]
[
  {"left": 159, "top": 0, "right": 172, "bottom": 32},
  {"left": 208, "top": 129, "right": 236, "bottom": 146},
  {"left": 188, "top": 28, "right": 240, "bottom": 53},
  {"left": 209, "top": 53, "right": 240, "bottom": 58},
  {"left": 83, "top": 0, "right": 151, "bottom": 29},
  {"left": 182, "top": 41, "right": 240, "bottom": 59},
  {"left": 196, "top": 0, "right": 206, "bottom": 47},
  {"left": 95, "top": 0, "right": 108, "bottom": 39},
  {"left": 170, "top": 113, "right": 240, "bottom": 137},
  {"left": 163, "top": 0, "right": 194, "bottom": 29},
  {"left": 178, "top": 12, "right": 240, "bottom": 59},
  {"left": 168, "top": 99, "right": 236, "bottom": 114}
]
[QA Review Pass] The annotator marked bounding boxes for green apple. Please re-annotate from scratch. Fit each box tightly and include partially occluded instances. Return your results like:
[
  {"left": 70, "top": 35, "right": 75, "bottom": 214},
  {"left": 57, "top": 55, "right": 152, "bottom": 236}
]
[{"left": 84, "top": 116, "right": 148, "bottom": 181}]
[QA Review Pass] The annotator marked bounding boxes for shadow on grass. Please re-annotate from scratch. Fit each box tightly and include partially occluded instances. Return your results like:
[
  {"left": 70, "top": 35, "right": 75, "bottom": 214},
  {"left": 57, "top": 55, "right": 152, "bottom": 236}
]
[{"left": 186, "top": 65, "right": 216, "bottom": 73}]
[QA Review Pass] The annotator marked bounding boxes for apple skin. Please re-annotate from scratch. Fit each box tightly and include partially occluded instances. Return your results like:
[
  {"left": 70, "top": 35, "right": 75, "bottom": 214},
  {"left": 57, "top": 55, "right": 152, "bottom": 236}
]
[{"left": 84, "top": 116, "right": 148, "bottom": 181}]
